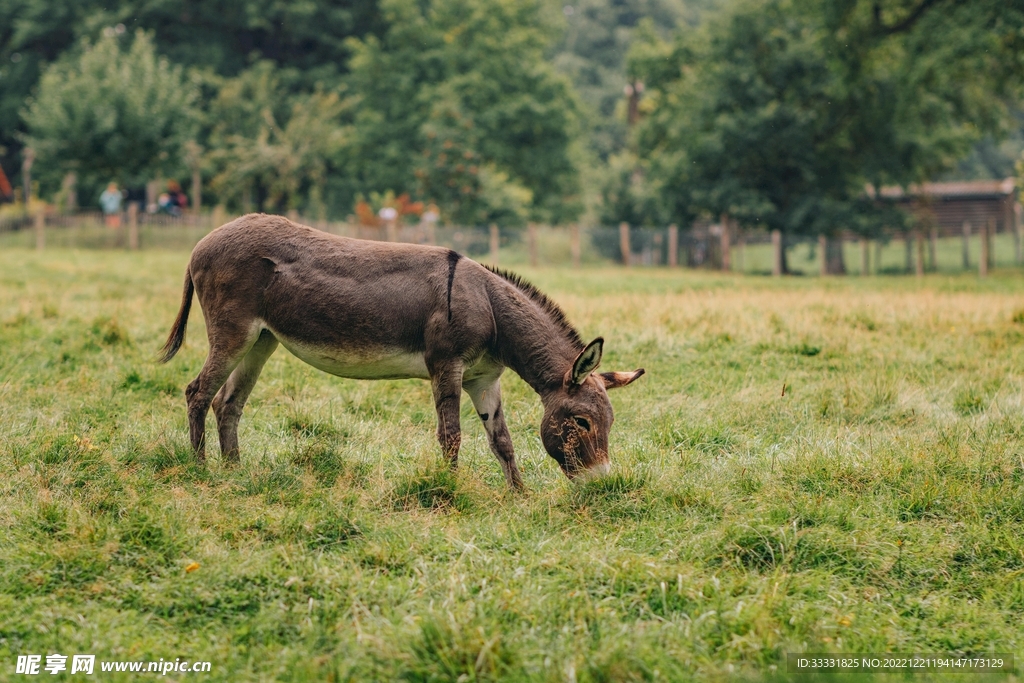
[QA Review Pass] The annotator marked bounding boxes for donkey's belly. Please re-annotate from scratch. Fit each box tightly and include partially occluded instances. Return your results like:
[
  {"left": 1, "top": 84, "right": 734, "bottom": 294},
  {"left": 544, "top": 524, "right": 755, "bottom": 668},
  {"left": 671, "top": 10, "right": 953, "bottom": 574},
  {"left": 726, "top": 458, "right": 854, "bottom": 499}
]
[{"left": 274, "top": 334, "right": 430, "bottom": 380}]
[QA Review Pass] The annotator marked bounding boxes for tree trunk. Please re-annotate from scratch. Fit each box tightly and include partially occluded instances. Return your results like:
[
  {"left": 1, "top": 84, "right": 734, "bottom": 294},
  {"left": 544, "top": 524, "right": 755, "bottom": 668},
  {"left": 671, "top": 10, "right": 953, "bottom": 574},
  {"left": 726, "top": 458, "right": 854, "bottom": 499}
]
[
  {"left": 62, "top": 172, "right": 77, "bottom": 213},
  {"left": 819, "top": 234, "right": 827, "bottom": 276},
  {"left": 720, "top": 213, "right": 731, "bottom": 271},
  {"left": 823, "top": 235, "right": 846, "bottom": 275},
  {"left": 619, "top": 222, "right": 631, "bottom": 266}
]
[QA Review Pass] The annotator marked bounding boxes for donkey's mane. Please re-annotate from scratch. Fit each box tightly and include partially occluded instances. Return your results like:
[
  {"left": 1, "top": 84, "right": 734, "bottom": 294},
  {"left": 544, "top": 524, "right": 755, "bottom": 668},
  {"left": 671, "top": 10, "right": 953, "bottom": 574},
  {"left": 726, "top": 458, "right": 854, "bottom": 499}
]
[{"left": 485, "top": 265, "right": 583, "bottom": 348}]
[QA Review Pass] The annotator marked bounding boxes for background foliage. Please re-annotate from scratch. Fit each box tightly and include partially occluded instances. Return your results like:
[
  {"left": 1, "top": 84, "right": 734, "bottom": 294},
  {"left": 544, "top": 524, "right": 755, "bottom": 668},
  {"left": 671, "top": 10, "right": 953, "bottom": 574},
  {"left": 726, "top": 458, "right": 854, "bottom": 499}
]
[{"left": 2, "top": 0, "right": 1023, "bottom": 227}]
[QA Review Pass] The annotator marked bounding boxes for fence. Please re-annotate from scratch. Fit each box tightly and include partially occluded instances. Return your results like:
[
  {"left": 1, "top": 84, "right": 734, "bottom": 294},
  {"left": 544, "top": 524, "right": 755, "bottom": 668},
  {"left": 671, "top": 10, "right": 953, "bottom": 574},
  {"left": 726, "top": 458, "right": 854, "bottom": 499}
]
[{"left": 1, "top": 209, "right": 1022, "bottom": 276}]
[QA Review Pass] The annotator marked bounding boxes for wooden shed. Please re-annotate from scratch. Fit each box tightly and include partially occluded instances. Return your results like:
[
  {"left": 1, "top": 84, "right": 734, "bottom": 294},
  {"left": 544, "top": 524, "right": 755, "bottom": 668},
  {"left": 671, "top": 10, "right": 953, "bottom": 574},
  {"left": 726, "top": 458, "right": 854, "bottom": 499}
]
[{"left": 879, "top": 177, "right": 1020, "bottom": 237}]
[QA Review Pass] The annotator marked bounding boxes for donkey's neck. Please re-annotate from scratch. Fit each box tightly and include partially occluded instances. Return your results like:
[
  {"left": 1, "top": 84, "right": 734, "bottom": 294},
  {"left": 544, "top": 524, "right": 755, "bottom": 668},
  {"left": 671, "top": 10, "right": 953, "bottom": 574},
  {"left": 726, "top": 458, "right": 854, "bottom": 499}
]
[{"left": 486, "top": 277, "right": 582, "bottom": 395}]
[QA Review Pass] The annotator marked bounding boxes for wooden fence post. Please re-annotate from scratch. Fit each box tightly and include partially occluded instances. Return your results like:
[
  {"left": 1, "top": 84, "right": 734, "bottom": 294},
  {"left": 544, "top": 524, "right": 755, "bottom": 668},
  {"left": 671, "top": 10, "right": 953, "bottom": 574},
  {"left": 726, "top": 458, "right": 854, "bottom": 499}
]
[
  {"left": 861, "top": 238, "right": 869, "bottom": 275},
  {"left": 928, "top": 226, "right": 938, "bottom": 271},
  {"left": 185, "top": 140, "right": 203, "bottom": 216},
  {"left": 903, "top": 233, "right": 912, "bottom": 274},
  {"left": 34, "top": 209, "right": 44, "bottom": 251},
  {"left": 667, "top": 224, "right": 678, "bottom": 268},
  {"left": 987, "top": 217, "right": 995, "bottom": 270},
  {"left": 128, "top": 202, "right": 139, "bottom": 250},
  {"left": 915, "top": 231, "right": 924, "bottom": 277},
  {"left": 819, "top": 234, "right": 828, "bottom": 276},
  {"left": 720, "top": 214, "right": 731, "bottom": 271},
  {"left": 22, "top": 147, "right": 34, "bottom": 215},
  {"left": 570, "top": 224, "right": 581, "bottom": 268},
  {"left": 527, "top": 223, "right": 538, "bottom": 267},
  {"left": 771, "top": 229, "right": 782, "bottom": 277},
  {"left": 192, "top": 168, "right": 202, "bottom": 216},
  {"left": 490, "top": 224, "right": 500, "bottom": 264},
  {"left": 1015, "top": 203, "right": 1022, "bottom": 266},
  {"left": 147, "top": 179, "right": 161, "bottom": 213},
  {"left": 979, "top": 220, "right": 989, "bottom": 277},
  {"left": 962, "top": 221, "right": 971, "bottom": 270},
  {"left": 619, "top": 222, "right": 631, "bottom": 267}
]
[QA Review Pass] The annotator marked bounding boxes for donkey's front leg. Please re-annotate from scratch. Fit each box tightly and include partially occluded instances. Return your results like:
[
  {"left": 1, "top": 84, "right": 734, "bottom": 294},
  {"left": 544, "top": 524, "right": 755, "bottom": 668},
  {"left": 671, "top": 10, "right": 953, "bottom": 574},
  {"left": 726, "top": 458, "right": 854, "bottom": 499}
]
[
  {"left": 429, "top": 361, "right": 464, "bottom": 469},
  {"left": 464, "top": 377, "right": 524, "bottom": 490}
]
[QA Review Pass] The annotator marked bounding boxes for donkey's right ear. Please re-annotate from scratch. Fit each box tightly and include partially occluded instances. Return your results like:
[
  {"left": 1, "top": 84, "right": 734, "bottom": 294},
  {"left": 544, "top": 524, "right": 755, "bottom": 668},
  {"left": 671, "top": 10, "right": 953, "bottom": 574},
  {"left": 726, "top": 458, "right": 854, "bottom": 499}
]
[
  {"left": 569, "top": 337, "right": 604, "bottom": 386},
  {"left": 600, "top": 369, "right": 645, "bottom": 390}
]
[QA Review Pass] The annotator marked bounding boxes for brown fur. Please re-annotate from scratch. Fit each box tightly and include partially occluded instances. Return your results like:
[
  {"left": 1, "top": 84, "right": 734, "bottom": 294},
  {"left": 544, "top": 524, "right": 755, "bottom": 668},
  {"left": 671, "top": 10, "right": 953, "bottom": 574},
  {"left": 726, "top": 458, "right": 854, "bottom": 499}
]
[{"left": 161, "top": 214, "right": 644, "bottom": 487}]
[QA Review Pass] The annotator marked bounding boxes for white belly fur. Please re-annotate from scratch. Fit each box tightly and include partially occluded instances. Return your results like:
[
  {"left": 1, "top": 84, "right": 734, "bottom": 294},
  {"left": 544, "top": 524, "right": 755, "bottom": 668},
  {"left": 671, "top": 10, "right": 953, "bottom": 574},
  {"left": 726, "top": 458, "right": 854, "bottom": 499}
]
[{"left": 274, "top": 333, "right": 430, "bottom": 380}]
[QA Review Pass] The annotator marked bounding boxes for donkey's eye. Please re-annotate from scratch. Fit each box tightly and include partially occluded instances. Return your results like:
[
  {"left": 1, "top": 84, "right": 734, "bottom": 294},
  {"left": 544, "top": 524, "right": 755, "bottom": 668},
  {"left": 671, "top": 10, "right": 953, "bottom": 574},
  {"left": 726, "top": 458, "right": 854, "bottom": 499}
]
[{"left": 573, "top": 416, "right": 591, "bottom": 431}]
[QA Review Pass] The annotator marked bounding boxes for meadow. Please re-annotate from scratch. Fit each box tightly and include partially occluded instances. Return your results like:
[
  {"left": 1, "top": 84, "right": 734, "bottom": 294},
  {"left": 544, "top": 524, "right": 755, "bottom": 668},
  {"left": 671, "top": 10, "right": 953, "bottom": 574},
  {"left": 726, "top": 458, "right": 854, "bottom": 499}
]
[{"left": 2, "top": 247, "right": 1024, "bottom": 681}]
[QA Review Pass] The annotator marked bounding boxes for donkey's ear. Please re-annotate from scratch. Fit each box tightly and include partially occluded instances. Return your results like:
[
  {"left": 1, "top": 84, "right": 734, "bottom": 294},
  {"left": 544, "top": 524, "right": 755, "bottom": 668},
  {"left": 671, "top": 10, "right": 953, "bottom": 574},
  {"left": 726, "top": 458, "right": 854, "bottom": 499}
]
[
  {"left": 600, "top": 369, "right": 645, "bottom": 390},
  {"left": 570, "top": 337, "right": 604, "bottom": 385}
]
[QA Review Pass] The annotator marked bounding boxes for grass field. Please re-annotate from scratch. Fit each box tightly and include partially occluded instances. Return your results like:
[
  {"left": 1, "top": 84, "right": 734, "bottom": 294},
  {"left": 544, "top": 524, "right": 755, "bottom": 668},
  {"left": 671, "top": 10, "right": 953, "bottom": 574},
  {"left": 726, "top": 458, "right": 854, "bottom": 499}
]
[{"left": 2, "top": 248, "right": 1024, "bottom": 681}]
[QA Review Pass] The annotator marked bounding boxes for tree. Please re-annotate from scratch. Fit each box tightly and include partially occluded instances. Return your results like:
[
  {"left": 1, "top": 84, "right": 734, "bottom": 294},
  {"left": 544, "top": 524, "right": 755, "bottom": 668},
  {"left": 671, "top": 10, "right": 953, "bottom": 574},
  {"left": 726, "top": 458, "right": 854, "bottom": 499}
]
[
  {"left": 23, "top": 30, "right": 199, "bottom": 195},
  {"left": 204, "top": 62, "right": 349, "bottom": 217},
  {"left": 0, "top": 0, "right": 382, "bottom": 180},
  {"left": 341, "top": 0, "right": 584, "bottom": 225},
  {"left": 549, "top": 0, "right": 713, "bottom": 161},
  {"left": 627, "top": 0, "right": 1024, "bottom": 270}
]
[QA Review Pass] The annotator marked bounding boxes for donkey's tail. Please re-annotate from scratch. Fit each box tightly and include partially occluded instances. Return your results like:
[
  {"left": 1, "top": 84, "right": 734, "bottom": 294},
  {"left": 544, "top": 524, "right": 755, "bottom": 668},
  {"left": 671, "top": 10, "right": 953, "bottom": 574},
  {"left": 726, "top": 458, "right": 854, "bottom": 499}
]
[{"left": 159, "top": 268, "right": 194, "bottom": 363}]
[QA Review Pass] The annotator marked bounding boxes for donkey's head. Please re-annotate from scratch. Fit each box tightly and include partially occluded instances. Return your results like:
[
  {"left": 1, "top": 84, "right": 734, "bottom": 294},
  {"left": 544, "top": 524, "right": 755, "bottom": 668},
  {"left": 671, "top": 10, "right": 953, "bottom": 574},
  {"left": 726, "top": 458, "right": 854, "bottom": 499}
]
[{"left": 541, "top": 338, "right": 644, "bottom": 479}]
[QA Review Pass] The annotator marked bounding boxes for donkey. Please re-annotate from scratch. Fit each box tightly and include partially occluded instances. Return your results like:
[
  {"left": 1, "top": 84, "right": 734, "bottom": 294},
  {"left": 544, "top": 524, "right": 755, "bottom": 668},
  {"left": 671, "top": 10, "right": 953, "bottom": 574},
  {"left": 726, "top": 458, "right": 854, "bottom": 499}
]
[{"left": 159, "top": 214, "right": 644, "bottom": 488}]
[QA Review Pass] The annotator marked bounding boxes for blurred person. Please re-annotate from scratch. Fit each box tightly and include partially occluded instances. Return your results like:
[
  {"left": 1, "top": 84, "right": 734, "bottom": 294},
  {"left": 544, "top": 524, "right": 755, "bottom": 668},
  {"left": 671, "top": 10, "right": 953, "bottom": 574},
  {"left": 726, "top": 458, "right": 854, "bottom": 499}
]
[
  {"left": 157, "top": 192, "right": 177, "bottom": 216},
  {"left": 0, "top": 162, "right": 13, "bottom": 203},
  {"left": 167, "top": 180, "right": 188, "bottom": 214},
  {"left": 100, "top": 182, "right": 123, "bottom": 227}
]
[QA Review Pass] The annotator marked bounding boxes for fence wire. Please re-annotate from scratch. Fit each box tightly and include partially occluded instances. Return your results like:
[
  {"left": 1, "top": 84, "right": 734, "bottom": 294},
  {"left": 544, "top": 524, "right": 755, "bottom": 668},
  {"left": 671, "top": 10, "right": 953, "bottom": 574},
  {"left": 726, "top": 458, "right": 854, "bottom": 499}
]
[{"left": 1, "top": 211, "right": 1020, "bottom": 274}]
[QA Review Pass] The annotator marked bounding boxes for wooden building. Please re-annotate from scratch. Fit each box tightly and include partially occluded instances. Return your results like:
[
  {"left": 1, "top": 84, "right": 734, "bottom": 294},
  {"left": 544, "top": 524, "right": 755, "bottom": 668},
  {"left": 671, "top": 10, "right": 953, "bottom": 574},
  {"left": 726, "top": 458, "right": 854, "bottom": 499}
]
[{"left": 879, "top": 177, "right": 1019, "bottom": 236}]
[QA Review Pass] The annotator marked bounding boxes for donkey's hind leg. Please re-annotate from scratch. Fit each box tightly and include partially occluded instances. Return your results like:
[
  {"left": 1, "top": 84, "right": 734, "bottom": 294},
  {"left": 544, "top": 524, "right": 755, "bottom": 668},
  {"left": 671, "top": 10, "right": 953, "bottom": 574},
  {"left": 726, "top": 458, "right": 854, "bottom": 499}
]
[
  {"left": 185, "top": 329, "right": 260, "bottom": 463},
  {"left": 429, "top": 360, "right": 465, "bottom": 469},
  {"left": 212, "top": 329, "right": 278, "bottom": 464}
]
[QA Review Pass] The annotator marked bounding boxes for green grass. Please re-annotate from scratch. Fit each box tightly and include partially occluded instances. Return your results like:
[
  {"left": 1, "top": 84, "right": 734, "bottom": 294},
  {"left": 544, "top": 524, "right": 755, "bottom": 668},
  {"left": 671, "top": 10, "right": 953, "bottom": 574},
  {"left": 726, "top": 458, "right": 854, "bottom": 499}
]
[{"left": 2, "top": 249, "right": 1024, "bottom": 681}]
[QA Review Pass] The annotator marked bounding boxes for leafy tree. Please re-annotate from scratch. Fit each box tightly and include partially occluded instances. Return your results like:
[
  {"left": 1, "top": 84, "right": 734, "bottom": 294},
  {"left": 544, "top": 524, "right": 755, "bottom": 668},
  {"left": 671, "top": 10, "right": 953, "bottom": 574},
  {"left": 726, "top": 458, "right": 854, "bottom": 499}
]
[
  {"left": 598, "top": 150, "right": 666, "bottom": 226},
  {"left": 342, "top": 0, "right": 583, "bottom": 225},
  {"left": 416, "top": 99, "right": 534, "bottom": 226},
  {"left": 204, "top": 62, "right": 348, "bottom": 216},
  {"left": 549, "top": 0, "right": 712, "bottom": 160},
  {"left": 626, "top": 0, "right": 1024, "bottom": 270},
  {"left": 23, "top": 30, "right": 199, "bottom": 195},
  {"left": 1, "top": 0, "right": 382, "bottom": 186}
]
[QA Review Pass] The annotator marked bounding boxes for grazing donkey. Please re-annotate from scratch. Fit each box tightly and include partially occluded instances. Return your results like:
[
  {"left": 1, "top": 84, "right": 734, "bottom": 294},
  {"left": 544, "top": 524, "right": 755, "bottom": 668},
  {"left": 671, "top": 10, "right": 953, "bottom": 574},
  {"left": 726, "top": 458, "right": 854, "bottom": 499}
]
[{"left": 160, "top": 214, "right": 644, "bottom": 488}]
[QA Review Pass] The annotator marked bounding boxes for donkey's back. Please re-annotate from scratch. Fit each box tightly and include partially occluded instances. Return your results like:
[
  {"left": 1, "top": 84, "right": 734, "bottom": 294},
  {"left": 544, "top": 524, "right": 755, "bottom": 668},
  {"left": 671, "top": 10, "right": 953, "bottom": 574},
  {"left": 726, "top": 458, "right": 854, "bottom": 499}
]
[{"left": 187, "top": 214, "right": 466, "bottom": 355}]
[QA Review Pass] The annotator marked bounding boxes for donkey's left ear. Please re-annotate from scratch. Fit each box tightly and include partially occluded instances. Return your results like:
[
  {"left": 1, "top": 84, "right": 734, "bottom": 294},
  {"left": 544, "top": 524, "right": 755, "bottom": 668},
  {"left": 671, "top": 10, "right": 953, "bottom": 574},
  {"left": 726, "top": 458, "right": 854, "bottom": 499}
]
[
  {"left": 600, "top": 368, "right": 645, "bottom": 390},
  {"left": 570, "top": 337, "right": 604, "bottom": 385}
]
